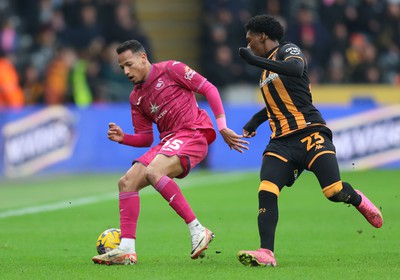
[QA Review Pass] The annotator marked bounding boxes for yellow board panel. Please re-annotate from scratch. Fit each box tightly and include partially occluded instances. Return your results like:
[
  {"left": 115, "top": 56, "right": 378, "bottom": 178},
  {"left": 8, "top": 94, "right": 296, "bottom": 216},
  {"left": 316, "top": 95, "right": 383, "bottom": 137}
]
[{"left": 311, "top": 85, "right": 400, "bottom": 105}]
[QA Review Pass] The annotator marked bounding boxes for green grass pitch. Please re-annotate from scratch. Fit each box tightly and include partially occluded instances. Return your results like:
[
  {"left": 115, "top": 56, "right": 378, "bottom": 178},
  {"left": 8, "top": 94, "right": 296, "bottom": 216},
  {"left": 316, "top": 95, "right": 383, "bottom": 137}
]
[{"left": 0, "top": 169, "right": 399, "bottom": 279}]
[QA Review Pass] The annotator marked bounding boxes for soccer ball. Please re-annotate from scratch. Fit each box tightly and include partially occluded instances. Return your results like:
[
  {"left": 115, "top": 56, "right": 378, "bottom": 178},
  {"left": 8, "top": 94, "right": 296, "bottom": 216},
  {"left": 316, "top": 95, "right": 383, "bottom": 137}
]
[{"left": 96, "top": 228, "right": 121, "bottom": 254}]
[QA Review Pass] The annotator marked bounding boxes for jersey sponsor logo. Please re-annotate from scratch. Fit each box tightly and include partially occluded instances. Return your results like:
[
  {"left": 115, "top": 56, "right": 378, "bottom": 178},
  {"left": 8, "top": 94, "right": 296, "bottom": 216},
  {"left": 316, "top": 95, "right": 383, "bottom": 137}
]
[
  {"left": 155, "top": 78, "right": 165, "bottom": 90},
  {"left": 150, "top": 102, "right": 159, "bottom": 114},
  {"left": 259, "top": 73, "right": 279, "bottom": 87},
  {"left": 155, "top": 110, "right": 168, "bottom": 122},
  {"left": 184, "top": 66, "right": 196, "bottom": 80},
  {"left": 285, "top": 46, "right": 301, "bottom": 55}
]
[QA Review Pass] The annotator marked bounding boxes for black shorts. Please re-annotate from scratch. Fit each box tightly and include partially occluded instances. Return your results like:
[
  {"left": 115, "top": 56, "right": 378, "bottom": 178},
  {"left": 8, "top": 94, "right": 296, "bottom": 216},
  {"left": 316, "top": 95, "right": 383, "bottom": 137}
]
[{"left": 262, "top": 126, "right": 336, "bottom": 186}]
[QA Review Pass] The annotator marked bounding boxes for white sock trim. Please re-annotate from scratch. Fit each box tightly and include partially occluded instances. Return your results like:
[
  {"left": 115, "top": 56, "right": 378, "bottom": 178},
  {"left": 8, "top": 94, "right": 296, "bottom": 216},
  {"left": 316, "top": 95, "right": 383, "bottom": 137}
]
[
  {"left": 188, "top": 219, "right": 204, "bottom": 236},
  {"left": 118, "top": 238, "right": 136, "bottom": 253}
]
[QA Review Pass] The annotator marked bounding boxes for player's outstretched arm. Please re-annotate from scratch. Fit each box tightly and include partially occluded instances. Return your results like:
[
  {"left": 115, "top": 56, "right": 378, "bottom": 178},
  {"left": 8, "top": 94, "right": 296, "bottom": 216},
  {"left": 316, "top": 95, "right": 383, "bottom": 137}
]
[{"left": 196, "top": 80, "right": 249, "bottom": 152}]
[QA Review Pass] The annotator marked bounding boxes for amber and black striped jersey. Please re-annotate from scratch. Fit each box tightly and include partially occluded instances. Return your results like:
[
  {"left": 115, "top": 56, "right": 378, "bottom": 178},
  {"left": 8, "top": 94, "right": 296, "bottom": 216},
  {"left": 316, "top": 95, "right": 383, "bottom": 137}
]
[{"left": 242, "top": 43, "right": 326, "bottom": 139}]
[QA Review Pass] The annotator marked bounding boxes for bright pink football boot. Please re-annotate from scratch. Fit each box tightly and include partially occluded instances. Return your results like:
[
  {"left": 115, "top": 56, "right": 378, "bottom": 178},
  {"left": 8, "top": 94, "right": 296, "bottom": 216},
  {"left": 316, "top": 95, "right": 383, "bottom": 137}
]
[
  {"left": 355, "top": 190, "right": 383, "bottom": 228},
  {"left": 237, "top": 248, "right": 277, "bottom": 267}
]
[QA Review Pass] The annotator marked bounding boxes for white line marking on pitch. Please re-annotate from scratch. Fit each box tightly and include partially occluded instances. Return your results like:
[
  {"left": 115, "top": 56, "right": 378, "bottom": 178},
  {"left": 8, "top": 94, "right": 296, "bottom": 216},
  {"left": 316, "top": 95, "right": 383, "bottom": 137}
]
[{"left": 0, "top": 172, "right": 248, "bottom": 219}]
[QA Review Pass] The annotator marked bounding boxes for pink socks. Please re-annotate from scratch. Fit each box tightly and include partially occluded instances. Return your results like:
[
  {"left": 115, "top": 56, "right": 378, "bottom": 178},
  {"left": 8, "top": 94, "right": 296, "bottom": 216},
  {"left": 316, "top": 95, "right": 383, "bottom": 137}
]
[
  {"left": 119, "top": 191, "right": 140, "bottom": 239},
  {"left": 154, "top": 176, "right": 196, "bottom": 223}
]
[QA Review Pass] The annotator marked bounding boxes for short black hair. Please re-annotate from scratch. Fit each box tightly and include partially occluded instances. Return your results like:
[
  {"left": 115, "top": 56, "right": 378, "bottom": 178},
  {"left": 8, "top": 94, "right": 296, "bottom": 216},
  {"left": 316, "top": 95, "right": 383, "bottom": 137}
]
[
  {"left": 245, "top": 15, "right": 284, "bottom": 41},
  {"left": 116, "top": 40, "right": 146, "bottom": 55}
]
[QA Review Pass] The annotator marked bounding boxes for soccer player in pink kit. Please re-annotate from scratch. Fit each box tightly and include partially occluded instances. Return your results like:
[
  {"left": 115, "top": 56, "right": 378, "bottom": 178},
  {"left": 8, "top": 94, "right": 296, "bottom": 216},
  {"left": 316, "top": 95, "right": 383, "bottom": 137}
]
[{"left": 92, "top": 40, "right": 249, "bottom": 265}]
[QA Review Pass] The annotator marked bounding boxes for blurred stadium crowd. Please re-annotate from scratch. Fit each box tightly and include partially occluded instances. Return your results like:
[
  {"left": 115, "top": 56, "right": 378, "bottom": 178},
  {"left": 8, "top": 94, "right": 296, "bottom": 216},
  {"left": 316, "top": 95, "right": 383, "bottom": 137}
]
[
  {"left": 201, "top": 0, "right": 400, "bottom": 88},
  {"left": 0, "top": 0, "right": 399, "bottom": 109},
  {"left": 0, "top": 0, "right": 151, "bottom": 107}
]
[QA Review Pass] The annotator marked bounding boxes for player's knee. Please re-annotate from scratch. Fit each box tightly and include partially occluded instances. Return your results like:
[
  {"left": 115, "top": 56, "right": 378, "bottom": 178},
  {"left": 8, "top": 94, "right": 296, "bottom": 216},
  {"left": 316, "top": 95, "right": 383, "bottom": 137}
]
[
  {"left": 118, "top": 174, "right": 129, "bottom": 192},
  {"left": 258, "top": 181, "right": 280, "bottom": 197},
  {"left": 144, "top": 165, "right": 158, "bottom": 186},
  {"left": 322, "top": 181, "right": 348, "bottom": 203}
]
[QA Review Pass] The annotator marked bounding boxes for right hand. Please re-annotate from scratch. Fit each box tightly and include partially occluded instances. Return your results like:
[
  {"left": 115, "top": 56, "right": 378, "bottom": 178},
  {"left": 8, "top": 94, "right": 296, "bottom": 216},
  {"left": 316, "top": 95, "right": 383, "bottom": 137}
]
[
  {"left": 238, "top": 47, "right": 254, "bottom": 62},
  {"left": 242, "top": 119, "right": 258, "bottom": 138},
  {"left": 107, "top": 122, "right": 124, "bottom": 143},
  {"left": 242, "top": 129, "right": 257, "bottom": 138}
]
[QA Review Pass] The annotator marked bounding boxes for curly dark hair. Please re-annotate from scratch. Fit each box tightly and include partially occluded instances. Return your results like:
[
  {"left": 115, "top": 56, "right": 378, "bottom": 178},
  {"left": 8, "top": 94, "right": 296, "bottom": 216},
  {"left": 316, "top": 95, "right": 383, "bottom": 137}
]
[
  {"left": 244, "top": 15, "right": 284, "bottom": 41},
  {"left": 116, "top": 40, "right": 146, "bottom": 55}
]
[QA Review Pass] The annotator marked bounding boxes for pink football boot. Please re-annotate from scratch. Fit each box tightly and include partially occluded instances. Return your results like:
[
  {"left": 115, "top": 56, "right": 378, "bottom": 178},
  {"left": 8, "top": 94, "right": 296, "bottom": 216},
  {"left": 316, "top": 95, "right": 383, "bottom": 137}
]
[
  {"left": 355, "top": 190, "right": 383, "bottom": 228},
  {"left": 237, "top": 248, "right": 277, "bottom": 267}
]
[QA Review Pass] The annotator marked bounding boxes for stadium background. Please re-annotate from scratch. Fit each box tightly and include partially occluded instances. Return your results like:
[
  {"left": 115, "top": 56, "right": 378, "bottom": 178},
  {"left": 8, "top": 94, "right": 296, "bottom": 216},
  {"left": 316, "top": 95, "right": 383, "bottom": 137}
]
[
  {"left": 0, "top": 0, "right": 400, "bottom": 179},
  {"left": 1, "top": 2, "right": 399, "bottom": 279}
]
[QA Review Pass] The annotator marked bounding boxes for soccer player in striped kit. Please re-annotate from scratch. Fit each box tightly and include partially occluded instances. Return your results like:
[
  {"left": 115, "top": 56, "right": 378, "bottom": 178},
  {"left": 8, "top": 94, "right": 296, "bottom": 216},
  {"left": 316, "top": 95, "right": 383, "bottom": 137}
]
[
  {"left": 236, "top": 15, "right": 383, "bottom": 267},
  {"left": 92, "top": 40, "right": 248, "bottom": 265}
]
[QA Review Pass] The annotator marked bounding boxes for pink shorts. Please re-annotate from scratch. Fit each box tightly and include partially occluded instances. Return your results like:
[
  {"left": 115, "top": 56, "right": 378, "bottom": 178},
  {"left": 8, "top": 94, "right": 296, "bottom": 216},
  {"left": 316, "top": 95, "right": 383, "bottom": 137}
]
[{"left": 135, "top": 129, "right": 209, "bottom": 178}]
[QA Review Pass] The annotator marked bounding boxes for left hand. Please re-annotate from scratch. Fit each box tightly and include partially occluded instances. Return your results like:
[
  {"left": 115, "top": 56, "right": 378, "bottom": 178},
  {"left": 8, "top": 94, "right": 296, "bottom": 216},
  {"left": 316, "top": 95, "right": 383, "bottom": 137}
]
[{"left": 219, "top": 128, "right": 249, "bottom": 153}]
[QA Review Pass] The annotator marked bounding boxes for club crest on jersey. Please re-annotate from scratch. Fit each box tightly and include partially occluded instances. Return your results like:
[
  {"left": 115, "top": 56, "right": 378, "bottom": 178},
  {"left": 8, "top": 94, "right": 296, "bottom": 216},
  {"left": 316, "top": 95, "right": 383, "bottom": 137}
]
[
  {"left": 150, "top": 102, "right": 159, "bottom": 114},
  {"left": 184, "top": 66, "right": 196, "bottom": 80},
  {"left": 259, "top": 73, "right": 279, "bottom": 87},
  {"left": 155, "top": 78, "right": 165, "bottom": 90},
  {"left": 286, "top": 46, "right": 301, "bottom": 55}
]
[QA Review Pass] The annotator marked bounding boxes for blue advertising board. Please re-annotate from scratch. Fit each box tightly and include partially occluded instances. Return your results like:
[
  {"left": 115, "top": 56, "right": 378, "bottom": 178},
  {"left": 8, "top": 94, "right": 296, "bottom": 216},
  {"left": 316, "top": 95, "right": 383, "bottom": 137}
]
[{"left": 0, "top": 101, "right": 399, "bottom": 179}]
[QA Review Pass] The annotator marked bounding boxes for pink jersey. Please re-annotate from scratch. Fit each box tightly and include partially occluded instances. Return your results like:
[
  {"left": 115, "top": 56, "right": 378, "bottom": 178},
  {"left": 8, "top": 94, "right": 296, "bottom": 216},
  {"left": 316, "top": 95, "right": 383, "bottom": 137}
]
[{"left": 129, "top": 61, "right": 216, "bottom": 144}]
